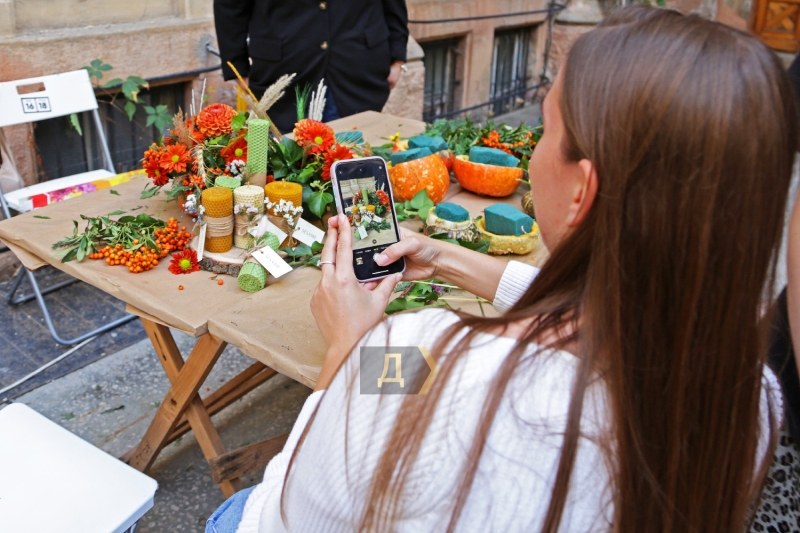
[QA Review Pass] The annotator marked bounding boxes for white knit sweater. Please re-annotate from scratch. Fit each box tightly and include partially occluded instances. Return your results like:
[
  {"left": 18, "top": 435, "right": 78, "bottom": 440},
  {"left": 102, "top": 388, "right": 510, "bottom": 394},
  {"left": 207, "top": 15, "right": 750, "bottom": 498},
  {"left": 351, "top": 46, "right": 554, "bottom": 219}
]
[{"left": 235, "top": 261, "right": 780, "bottom": 533}]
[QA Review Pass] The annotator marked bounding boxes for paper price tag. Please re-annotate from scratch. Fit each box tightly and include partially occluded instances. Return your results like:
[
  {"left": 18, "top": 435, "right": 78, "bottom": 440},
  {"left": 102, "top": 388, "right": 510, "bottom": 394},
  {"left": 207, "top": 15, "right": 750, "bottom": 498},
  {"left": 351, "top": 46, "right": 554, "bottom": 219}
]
[
  {"left": 196, "top": 224, "right": 207, "bottom": 261},
  {"left": 251, "top": 218, "right": 288, "bottom": 244},
  {"left": 372, "top": 215, "right": 383, "bottom": 223},
  {"left": 251, "top": 247, "right": 293, "bottom": 278},
  {"left": 357, "top": 225, "right": 368, "bottom": 240},
  {"left": 293, "top": 218, "right": 326, "bottom": 246}
]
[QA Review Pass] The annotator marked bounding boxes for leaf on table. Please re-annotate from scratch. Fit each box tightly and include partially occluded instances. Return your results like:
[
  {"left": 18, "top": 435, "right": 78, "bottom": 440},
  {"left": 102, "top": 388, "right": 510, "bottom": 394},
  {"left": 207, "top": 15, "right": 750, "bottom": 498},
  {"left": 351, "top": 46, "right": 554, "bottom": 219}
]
[
  {"left": 140, "top": 186, "right": 161, "bottom": 199},
  {"left": 33, "top": 215, "right": 50, "bottom": 219},
  {"left": 109, "top": 189, "right": 120, "bottom": 196},
  {"left": 107, "top": 210, "right": 126, "bottom": 216}
]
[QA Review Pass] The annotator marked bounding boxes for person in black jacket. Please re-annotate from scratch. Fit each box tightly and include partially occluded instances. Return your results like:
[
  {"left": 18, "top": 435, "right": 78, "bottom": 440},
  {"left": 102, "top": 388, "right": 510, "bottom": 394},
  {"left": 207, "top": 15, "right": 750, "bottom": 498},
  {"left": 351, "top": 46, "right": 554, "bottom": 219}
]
[{"left": 214, "top": 0, "right": 409, "bottom": 132}]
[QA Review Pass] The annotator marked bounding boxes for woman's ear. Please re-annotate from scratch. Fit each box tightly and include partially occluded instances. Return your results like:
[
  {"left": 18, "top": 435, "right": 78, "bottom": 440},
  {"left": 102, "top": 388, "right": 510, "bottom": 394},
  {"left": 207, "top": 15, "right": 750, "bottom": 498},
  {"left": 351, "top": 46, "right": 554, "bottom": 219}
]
[{"left": 566, "top": 158, "right": 598, "bottom": 228}]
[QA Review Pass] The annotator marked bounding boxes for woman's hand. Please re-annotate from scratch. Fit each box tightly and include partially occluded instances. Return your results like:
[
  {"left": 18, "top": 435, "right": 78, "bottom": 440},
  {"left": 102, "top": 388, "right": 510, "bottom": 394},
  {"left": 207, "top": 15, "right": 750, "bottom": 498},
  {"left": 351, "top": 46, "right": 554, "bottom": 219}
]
[
  {"left": 311, "top": 214, "right": 401, "bottom": 390},
  {"left": 375, "top": 228, "right": 445, "bottom": 281},
  {"left": 388, "top": 61, "right": 404, "bottom": 90}
]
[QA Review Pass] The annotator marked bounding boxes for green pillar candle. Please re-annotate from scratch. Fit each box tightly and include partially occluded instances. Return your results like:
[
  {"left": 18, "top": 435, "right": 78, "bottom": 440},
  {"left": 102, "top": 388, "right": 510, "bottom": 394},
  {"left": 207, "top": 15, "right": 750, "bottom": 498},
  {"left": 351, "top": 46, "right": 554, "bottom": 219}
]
[{"left": 247, "top": 119, "right": 270, "bottom": 174}]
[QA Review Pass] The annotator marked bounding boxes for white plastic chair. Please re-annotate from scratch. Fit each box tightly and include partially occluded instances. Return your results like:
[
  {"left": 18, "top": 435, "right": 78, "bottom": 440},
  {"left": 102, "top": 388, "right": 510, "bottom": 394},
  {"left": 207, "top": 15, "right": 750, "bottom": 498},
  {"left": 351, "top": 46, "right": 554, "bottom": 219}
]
[{"left": 0, "top": 70, "right": 135, "bottom": 344}]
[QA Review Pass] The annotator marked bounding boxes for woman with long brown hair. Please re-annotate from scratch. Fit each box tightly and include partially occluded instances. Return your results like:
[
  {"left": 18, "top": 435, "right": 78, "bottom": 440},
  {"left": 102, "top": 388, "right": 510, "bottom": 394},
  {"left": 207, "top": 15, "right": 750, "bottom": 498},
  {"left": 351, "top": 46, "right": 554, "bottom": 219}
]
[{"left": 207, "top": 8, "right": 797, "bottom": 533}]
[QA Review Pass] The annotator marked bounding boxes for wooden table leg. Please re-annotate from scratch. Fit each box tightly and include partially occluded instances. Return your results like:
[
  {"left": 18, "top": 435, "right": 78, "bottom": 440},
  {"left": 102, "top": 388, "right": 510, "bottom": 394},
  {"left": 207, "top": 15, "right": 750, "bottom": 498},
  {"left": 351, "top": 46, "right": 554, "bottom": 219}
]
[{"left": 128, "top": 319, "right": 241, "bottom": 497}]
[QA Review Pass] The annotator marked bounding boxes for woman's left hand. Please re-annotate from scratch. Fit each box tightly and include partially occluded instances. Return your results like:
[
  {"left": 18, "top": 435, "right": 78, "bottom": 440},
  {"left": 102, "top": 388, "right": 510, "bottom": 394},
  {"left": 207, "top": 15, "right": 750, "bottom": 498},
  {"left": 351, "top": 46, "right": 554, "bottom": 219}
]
[{"left": 311, "top": 214, "right": 401, "bottom": 390}]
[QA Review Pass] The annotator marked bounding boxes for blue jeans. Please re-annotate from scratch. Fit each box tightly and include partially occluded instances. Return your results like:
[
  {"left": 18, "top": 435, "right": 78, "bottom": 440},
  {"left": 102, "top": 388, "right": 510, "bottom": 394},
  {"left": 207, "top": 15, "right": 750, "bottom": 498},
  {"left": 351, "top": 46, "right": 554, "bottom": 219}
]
[
  {"left": 322, "top": 89, "right": 341, "bottom": 123},
  {"left": 206, "top": 486, "right": 255, "bottom": 533}
]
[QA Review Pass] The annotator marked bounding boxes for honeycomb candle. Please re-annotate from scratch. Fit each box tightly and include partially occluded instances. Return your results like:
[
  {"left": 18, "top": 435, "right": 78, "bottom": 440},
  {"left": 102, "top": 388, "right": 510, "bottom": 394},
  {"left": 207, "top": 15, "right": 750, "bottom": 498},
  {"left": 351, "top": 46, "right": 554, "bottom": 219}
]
[
  {"left": 265, "top": 181, "right": 303, "bottom": 216},
  {"left": 233, "top": 185, "right": 265, "bottom": 249},
  {"left": 246, "top": 118, "right": 270, "bottom": 187},
  {"left": 201, "top": 187, "right": 234, "bottom": 253}
]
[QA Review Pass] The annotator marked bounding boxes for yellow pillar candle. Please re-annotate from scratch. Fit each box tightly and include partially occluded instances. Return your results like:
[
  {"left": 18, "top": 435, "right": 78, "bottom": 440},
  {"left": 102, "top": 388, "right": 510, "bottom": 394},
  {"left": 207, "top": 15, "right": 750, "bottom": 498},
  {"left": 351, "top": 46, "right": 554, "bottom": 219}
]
[
  {"left": 265, "top": 181, "right": 303, "bottom": 216},
  {"left": 201, "top": 187, "right": 234, "bottom": 254},
  {"left": 233, "top": 185, "right": 265, "bottom": 249}
]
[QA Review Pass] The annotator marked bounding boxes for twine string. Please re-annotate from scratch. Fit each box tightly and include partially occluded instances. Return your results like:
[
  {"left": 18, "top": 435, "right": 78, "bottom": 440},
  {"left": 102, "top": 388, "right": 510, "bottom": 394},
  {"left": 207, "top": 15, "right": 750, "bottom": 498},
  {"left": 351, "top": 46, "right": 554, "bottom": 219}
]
[{"left": 205, "top": 215, "right": 235, "bottom": 237}]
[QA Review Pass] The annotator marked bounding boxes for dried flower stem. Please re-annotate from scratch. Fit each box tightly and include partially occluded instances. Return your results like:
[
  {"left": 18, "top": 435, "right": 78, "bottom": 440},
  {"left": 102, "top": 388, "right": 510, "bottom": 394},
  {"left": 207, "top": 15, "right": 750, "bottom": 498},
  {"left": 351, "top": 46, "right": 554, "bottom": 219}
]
[{"left": 227, "top": 61, "right": 283, "bottom": 140}]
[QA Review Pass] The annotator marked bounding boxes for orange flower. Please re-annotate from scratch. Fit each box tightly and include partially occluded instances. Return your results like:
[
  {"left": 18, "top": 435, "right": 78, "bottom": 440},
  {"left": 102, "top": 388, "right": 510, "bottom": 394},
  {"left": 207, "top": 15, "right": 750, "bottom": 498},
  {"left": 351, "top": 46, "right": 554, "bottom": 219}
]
[
  {"left": 196, "top": 103, "right": 236, "bottom": 138},
  {"left": 189, "top": 174, "right": 207, "bottom": 189},
  {"left": 168, "top": 249, "right": 200, "bottom": 275},
  {"left": 293, "top": 119, "right": 334, "bottom": 155},
  {"left": 321, "top": 144, "right": 353, "bottom": 180},
  {"left": 160, "top": 143, "right": 192, "bottom": 174},
  {"left": 221, "top": 135, "right": 247, "bottom": 164},
  {"left": 142, "top": 145, "right": 169, "bottom": 185}
]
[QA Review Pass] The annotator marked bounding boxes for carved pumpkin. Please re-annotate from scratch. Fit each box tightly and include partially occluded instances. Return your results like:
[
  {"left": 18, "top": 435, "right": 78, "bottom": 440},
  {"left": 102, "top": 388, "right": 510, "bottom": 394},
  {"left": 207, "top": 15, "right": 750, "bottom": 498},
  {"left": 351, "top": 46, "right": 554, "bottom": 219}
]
[
  {"left": 389, "top": 153, "right": 450, "bottom": 203},
  {"left": 453, "top": 155, "right": 524, "bottom": 197}
]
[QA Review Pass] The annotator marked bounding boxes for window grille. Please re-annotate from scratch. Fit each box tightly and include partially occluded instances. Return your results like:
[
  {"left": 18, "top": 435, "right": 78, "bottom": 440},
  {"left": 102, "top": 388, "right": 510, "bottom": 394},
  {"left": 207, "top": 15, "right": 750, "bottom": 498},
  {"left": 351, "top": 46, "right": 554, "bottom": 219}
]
[
  {"left": 421, "top": 38, "right": 462, "bottom": 122},
  {"left": 490, "top": 27, "right": 533, "bottom": 116},
  {"left": 34, "top": 82, "right": 186, "bottom": 182}
]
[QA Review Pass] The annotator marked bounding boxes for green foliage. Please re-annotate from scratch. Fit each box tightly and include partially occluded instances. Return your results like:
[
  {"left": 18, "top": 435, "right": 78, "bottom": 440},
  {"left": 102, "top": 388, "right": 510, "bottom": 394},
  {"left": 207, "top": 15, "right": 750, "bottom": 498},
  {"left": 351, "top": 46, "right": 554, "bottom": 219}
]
[
  {"left": 295, "top": 84, "right": 313, "bottom": 122},
  {"left": 395, "top": 189, "right": 435, "bottom": 221},
  {"left": 307, "top": 190, "right": 334, "bottom": 218},
  {"left": 429, "top": 232, "right": 491, "bottom": 254},
  {"left": 281, "top": 241, "right": 324, "bottom": 267},
  {"left": 385, "top": 279, "right": 447, "bottom": 314},
  {"left": 83, "top": 59, "right": 112, "bottom": 80},
  {"left": 69, "top": 113, "right": 82, "bottom": 136},
  {"left": 52, "top": 212, "right": 165, "bottom": 263},
  {"left": 144, "top": 104, "right": 172, "bottom": 131},
  {"left": 231, "top": 112, "right": 247, "bottom": 133},
  {"left": 425, "top": 117, "right": 542, "bottom": 161}
]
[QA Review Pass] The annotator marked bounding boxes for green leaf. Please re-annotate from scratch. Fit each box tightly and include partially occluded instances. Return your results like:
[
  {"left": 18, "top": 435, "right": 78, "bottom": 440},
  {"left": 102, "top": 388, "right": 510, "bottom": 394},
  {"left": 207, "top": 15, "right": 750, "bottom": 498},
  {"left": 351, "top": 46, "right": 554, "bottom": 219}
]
[
  {"left": 145, "top": 115, "right": 156, "bottom": 127},
  {"left": 124, "top": 100, "right": 137, "bottom": 120},
  {"left": 140, "top": 186, "right": 161, "bottom": 199},
  {"left": 306, "top": 190, "right": 333, "bottom": 218},
  {"left": 121, "top": 80, "right": 140, "bottom": 102},
  {"left": 410, "top": 189, "right": 431, "bottom": 210},
  {"left": 385, "top": 297, "right": 427, "bottom": 315},
  {"left": 280, "top": 137, "right": 304, "bottom": 164},
  {"left": 144, "top": 105, "right": 155, "bottom": 114},
  {"left": 61, "top": 248, "right": 78, "bottom": 263},
  {"left": 231, "top": 113, "right": 247, "bottom": 132},
  {"left": 127, "top": 75, "right": 148, "bottom": 87},
  {"left": 155, "top": 104, "right": 167, "bottom": 113},
  {"left": 311, "top": 241, "right": 324, "bottom": 254},
  {"left": 103, "top": 78, "right": 123, "bottom": 88},
  {"left": 107, "top": 210, "right": 126, "bottom": 216},
  {"left": 33, "top": 215, "right": 50, "bottom": 219},
  {"left": 69, "top": 113, "right": 82, "bottom": 136},
  {"left": 109, "top": 189, "right": 120, "bottom": 196}
]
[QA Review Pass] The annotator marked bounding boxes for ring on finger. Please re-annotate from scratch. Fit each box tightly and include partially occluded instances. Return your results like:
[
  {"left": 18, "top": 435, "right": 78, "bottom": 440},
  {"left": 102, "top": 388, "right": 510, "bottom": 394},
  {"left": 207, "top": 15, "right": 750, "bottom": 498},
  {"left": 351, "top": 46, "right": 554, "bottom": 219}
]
[{"left": 319, "top": 260, "right": 335, "bottom": 266}]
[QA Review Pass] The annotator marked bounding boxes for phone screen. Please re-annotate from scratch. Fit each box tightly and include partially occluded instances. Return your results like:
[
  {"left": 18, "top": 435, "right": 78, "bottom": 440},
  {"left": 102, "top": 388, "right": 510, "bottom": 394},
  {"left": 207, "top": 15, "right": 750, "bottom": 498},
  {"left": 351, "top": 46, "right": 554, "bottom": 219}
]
[{"left": 331, "top": 157, "right": 405, "bottom": 282}]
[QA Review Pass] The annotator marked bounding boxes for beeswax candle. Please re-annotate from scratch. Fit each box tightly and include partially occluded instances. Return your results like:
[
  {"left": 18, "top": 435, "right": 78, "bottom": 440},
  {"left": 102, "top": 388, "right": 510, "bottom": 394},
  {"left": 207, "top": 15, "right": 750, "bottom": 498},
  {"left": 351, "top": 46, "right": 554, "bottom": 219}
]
[
  {"left": 201, "top": 187, "right": 234, "bottom": 253},
  {"left": 233, "top": 185, "right": 265, "bottom": 249},
  {"left": 246, "top": 119, "right": 270, "bottom": 175},
  {"left": 265, "top": 181, "right": 303, "bottom": 216}
]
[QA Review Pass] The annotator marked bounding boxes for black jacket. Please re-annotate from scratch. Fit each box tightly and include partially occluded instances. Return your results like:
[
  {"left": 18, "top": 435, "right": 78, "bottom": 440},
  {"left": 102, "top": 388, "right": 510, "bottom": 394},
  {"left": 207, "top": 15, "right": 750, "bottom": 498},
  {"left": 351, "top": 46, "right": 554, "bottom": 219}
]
[{"left": 214, "top": 0, "right": 409, "bottom": 132}]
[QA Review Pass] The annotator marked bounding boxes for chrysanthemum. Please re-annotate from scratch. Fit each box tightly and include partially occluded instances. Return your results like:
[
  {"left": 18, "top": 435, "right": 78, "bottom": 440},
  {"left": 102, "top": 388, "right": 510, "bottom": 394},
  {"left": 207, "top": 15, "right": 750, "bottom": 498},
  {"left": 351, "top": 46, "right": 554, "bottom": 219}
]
[
  {"left": 196, "top": 103, "right": 237, "bottom": 138},
  {"left": 168, "top": 249, "right": 200, "bottom": 275},
  {"left": 221, "top": 135, "right": 247, "bottom": 164},
  {"left": 160, "top": 144, "right": 192, "bottom": 174},
  {"left": 321, "top": 144, "right": 354, "bottom": 180},
  {"left": 293, "top": 119, "right": 334, "bottom": 155}
]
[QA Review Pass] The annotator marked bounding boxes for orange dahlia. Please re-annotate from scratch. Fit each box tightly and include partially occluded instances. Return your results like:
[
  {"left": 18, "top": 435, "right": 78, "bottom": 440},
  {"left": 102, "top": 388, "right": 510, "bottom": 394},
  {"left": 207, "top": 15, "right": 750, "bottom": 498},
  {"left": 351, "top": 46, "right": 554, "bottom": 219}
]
[
  {"left": 321, "top": 144, "right": 354, "bottom": 180},
  {"left": 168, "top": 249, "right": 200, "bottom": 275},
  {"left": 293, "top": 119, "right": 334, "bottom": 155},
  {"left": 221, "top": 135, "right": 247, "bottom": 164},
  {"left": 196, "top": 103, "right": 237, "bottom": 138},
  {"left": 160, "top": 143, "right": 192, "bottom": 174}
]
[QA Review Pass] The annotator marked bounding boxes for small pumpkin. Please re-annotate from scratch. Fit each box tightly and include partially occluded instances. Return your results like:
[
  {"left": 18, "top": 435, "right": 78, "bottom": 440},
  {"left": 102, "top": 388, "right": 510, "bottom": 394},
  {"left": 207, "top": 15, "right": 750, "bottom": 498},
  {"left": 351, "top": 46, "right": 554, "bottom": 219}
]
[
  {"left": 388, "top": 153, "right": 450, "bottom": 203},
  {"left": 475, "top": 216, "right": 539, "bottom": 255},
  {"left": 521, "top": 191, "right": 535, "bottom": 218},
  {"left": 453, "top": 155, "right": 524, "bottom": 197},
  {"left": 437, "top": 149, "right": 455, "bottom": 173}
]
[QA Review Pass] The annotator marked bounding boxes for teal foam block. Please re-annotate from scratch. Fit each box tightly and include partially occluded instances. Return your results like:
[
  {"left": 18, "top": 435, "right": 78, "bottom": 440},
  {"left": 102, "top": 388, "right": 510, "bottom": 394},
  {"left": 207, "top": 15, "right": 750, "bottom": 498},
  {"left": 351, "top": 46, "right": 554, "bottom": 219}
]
[
  {"left": 409, "top": 135, "right": 448, "bottom": 153},
  {"left": 485, "top": 203, "right": 533, "bottom": 236},
  {"left": 469, "top": 146, "right": 520, "bottom": 168},
  {"left": 335, "top": 131, "right": 364, "bottom": 145},
  {"left": 390, "top": 148, "right": 430, "bottom": 166},
  {"left": 434, "top": 202, "right": 470, "bottom": 222}
]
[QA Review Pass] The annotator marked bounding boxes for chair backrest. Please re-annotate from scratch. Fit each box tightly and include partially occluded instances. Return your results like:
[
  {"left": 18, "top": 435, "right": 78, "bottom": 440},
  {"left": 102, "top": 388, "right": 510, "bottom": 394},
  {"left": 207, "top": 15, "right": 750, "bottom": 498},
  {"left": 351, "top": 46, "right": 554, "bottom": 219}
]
[{"left": 0, "top": 70, "right": 98, "bottom": 128}]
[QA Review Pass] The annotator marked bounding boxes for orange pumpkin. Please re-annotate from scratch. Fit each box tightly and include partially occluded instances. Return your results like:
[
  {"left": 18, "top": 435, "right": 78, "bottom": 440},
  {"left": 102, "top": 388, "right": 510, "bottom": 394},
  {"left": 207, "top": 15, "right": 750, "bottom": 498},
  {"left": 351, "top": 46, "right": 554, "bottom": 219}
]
[
  {"left": 437, "top": 149, "right": 454, "bottom": 173},
  {"left": 389, "top": 153, "right": 450, "bottom": 203},
  {"left": 453, "top": 155, "right": 523, "bottom": 197}
]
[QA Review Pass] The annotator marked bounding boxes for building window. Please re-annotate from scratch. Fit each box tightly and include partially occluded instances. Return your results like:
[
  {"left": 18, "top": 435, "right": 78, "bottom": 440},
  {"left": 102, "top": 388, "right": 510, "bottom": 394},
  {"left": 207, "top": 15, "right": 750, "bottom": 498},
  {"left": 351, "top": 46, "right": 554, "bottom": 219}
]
[
  {"left": 490, "top": 26, "right": 533, "bottom": 116},
  {"left": 421, "top": 38, "right": 463, "bottom": 122},
  {"left": 34, "top": 82, "right": 186, "bottom": 182}
]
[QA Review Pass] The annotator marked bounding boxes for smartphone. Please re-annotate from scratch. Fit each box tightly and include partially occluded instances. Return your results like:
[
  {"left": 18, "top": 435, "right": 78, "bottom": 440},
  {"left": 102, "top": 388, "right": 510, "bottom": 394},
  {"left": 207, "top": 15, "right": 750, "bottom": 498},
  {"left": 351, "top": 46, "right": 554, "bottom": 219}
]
[{"left": 330, "top": 156, "right": 406, "bottom": 282}]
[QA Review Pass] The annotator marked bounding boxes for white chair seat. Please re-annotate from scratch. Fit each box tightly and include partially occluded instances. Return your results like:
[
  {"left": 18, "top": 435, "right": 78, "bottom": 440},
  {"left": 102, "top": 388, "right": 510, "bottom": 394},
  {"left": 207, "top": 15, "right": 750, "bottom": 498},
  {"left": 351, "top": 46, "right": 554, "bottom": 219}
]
[
  {"left": 0, "top": 403, "right": 157, "bottom": 533},
  {"left": 4, "top": 169, "right": 115, "bottom": 212}
]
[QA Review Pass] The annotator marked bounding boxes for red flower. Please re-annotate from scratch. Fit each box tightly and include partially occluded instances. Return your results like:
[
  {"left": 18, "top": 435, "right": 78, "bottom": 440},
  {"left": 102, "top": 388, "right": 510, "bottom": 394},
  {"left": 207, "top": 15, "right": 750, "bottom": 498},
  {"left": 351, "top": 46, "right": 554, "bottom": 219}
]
[
  {"left": 376, "top": 190, "right": 389, "bottom": 206},
  {"left": 221, "top": 135, "right": 247, "bottom": 164},
  {"left": 160, "top": 143, "right": 192, "bottom": 174},
  {"left": 196, "top": 103, "right": 236, "bottom": 138},
  {"left": 293, "top": 119, "right": 335, "bottom": 155},
  {"left": 265, "top": 174, "right": 275, "bottom": 185},
  {"left": 321, "top": 144, "right": 354, "bottom": 180},
  {"left": 168, "top": 249, "right": 200, "bottom": 275}
]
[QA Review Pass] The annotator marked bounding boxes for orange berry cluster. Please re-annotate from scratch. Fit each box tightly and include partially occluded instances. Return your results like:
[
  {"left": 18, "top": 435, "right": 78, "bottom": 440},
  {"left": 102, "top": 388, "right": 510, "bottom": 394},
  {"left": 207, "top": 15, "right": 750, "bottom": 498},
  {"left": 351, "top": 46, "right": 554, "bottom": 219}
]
[
  {"left": 89, "top": 243, "right": 160, "bottom": 273},
  {"left": 154, "top": 218, "right": 193, "bottom": 258},
  {"left": 481, "top": 130, "right": 535, "bottom": 156}
]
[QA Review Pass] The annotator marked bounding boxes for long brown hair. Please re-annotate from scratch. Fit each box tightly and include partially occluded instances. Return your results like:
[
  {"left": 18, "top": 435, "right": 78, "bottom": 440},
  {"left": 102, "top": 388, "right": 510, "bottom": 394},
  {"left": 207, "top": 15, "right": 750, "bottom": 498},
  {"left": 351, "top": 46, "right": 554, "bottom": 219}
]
[{"left": 288, "top": 8, "right": 798, "bottom": 532}]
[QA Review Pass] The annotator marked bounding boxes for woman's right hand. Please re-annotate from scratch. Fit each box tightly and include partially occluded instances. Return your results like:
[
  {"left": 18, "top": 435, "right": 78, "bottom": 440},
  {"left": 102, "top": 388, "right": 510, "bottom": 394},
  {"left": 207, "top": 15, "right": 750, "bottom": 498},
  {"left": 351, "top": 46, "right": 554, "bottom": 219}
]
[{"left": 375, "top": 228, "right": 445, "bottom": 281}]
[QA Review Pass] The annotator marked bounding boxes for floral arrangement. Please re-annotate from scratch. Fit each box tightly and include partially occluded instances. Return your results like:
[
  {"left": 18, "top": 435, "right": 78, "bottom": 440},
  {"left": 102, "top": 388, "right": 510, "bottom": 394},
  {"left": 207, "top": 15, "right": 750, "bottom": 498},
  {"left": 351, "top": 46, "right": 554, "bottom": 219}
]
[
  {"left": 140, "top": 102, "right": 249, "bottom": 206},
  {"left": 351, "top": 188, "right": 390, "bottom": 217}
]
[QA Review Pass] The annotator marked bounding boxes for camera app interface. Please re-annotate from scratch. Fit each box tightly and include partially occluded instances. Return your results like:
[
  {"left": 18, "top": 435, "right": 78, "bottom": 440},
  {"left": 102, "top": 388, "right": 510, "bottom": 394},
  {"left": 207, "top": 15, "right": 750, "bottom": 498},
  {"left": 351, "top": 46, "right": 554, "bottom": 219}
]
[{"left": 335, "top": 161, "right": 402, "bottom": 279}]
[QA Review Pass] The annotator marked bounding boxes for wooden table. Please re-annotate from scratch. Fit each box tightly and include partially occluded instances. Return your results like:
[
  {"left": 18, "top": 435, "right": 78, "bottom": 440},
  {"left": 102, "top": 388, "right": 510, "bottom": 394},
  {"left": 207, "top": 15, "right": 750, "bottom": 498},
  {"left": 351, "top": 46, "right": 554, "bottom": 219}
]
[{"left": 0, "top": 111, "right": 544, "bottom": 496}]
